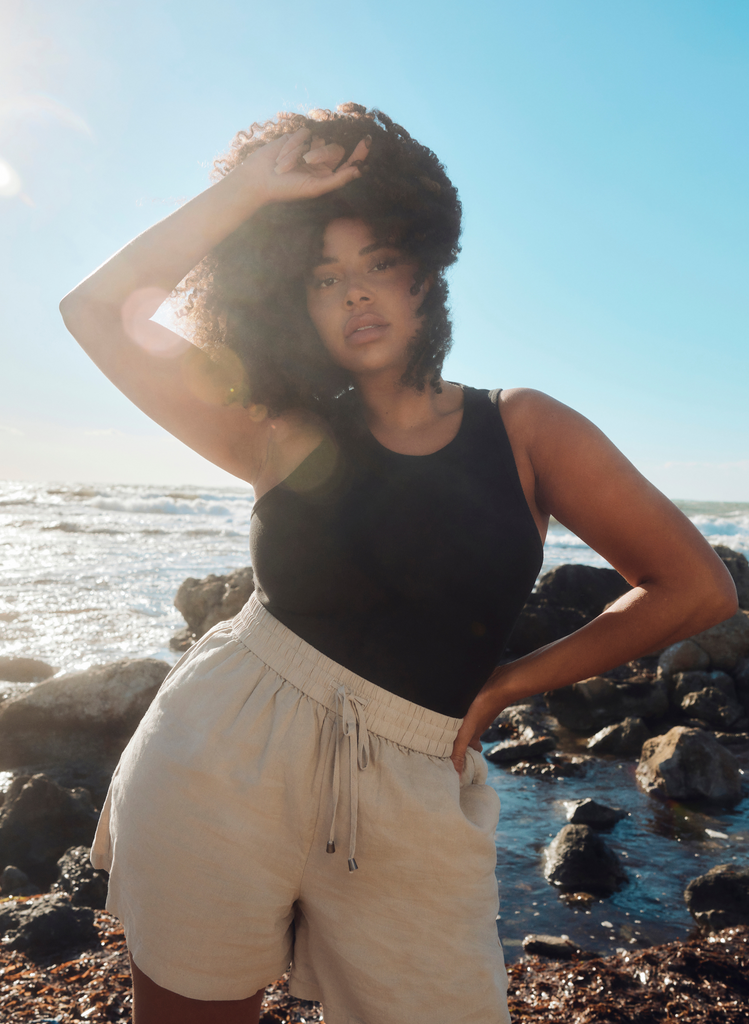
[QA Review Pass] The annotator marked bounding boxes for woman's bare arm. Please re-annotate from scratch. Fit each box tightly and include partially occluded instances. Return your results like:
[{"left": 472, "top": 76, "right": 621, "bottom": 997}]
[
  {"left": 451, "top": 389, "right": 738, "bottom": 771},
  {"left": 59, "top": 130, "right": 368, "bottom": 485}
]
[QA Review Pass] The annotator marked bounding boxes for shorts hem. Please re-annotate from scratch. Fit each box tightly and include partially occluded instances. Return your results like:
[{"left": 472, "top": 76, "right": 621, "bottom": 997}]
[{"left": 129, "top": 945, "right": 291, "bottom": 1003}]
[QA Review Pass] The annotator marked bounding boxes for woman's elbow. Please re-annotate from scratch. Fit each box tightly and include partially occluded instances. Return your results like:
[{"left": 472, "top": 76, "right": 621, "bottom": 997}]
[{"left": 690, "top": 565, "right": 739, "bottom": 634}]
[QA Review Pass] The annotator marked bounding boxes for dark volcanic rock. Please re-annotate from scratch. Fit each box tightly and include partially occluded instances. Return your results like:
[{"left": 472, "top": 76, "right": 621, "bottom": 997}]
[
  {"left": 636, "top": 726, "right": 743, "bottom": 805},
  {"left": 658, "top": 640, "right": 710, "bottom": 678},
  {"left": 505, "top": 597, "right": 587, "bottom": 656},
  {"left": 0, "top": 864, "right": 37, "bottom": 897},
  {"left": 522, "top": 934, "right": 581, "bottom": 959},
  {"left": 534, "top": 564, "right": 631, "bottom": 620},
  {"left": 690, "top": 610, "right": 749, "bottom": 672},
  {"left": 713, "top": 544, "right": 749, "bottom": 610},
  {"left": 0, "top": 893, "right": 98, "bottom": 958},
  {"left": 680, "top": 686, "right": 743, "bottom": 728},
  {"left": 544, "top": 824, "right": 627, "bottom": 894},
  {"left": 587, "top": 716, "right": 649, "bottom": 756},
  {"left": 564, "top": 798, "right": 626, "bottom": 827},
  {"left": 485, "top": 735, "right": 556, "bottom": 764},
  {"left": 685, "top": 864, "right": 749, "bottom": 931},
  {"left": 0, "top": 657, "right": 169, "bottom": 769},
  {"left": 545, "top": 675, "right": 668, "bottom": 733},
  {"left": 53, "top": 846, "right": 108, "bottom": 909},
  {"left": 174, "top": 565, "right": 255, "bottom": 640},
  {"left": 0, "top": 656, "right": 56, "bottom": 683},
  {"left": 0, "top": 774, "right": 99, "bottom": 888}
]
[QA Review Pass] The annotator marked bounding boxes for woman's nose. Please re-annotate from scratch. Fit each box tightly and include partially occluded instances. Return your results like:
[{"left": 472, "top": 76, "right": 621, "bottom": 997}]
[{"left": 345, "top": 292, "right": 371, "bottom": 307}]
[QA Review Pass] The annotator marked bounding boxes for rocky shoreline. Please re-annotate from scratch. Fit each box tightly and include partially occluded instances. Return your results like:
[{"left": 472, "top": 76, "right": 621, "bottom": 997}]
[{"left": 0, "top": 544, "right": 747, "bottom": 1017}]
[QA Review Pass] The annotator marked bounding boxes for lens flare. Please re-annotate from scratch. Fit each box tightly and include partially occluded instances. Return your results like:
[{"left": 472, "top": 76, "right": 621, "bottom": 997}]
[
  {"left": 0, "top": 158, "right": 22, "bottom": 198},
  {"left": 121, "top": 288, "right": 190, "bottom": 358}
]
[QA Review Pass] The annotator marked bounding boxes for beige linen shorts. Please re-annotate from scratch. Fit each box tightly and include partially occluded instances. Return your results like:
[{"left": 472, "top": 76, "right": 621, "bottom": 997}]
[{"left": 92, "top": 595, "right": 509, "bottom": 1023}]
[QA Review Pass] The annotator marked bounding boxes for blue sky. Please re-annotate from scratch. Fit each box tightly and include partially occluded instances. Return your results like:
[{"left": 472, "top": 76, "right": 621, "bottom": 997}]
[{"left": 1, "top": 0, "right": 747, "bottom": 497}]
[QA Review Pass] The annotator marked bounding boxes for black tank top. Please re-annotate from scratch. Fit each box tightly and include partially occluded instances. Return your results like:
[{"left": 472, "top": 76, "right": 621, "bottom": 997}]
[{"left": 250, "top": 386, "right": 543, "bottom": 718}]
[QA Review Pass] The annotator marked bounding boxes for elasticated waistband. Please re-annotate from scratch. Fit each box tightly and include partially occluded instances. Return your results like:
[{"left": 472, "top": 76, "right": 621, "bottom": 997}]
[{"left": 232, "top": 594, "right": 461, "bottom": 758}]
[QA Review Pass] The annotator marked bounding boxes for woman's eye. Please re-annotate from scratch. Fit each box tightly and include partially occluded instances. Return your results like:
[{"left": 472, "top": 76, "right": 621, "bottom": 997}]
[
  {"left": 373, "top": 259, "right": 397, "bottom": 272},
  {"left": 316, "top": 276, "right": 338, "bottom": 289}
]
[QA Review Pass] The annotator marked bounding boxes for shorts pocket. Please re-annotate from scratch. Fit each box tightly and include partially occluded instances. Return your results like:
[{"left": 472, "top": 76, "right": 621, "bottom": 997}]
[{"left": 459, "top": 746, "right": 501, "bottom": 834}]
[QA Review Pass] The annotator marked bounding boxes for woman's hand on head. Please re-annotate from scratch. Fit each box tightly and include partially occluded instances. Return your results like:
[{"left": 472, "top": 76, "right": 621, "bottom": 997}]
[{"left": 235, "top": 128, "right": 370, "bottom": 206}]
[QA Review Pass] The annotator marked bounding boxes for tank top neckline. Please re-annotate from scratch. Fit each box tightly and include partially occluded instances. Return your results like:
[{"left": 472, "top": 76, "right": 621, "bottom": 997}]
[
  {"left": 351, "top": 382, "right": 469, "bottom": 460},
  {"left": 252, "top": 384, "right": 481, "bottom": 515}
]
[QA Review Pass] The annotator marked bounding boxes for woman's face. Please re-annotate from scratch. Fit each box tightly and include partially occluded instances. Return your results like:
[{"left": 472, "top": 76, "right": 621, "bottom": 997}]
[{"left": 305, "top": 218, "right": 427, "bottom": 379}]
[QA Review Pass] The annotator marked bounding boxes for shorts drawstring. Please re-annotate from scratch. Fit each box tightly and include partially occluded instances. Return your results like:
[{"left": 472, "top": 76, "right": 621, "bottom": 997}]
[{"left": 326, "top": 685, "right": 370, "bottom": 871}]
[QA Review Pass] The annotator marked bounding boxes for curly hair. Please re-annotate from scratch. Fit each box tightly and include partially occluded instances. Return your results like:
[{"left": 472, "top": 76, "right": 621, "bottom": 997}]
[{"left": 175, "top": 103, "right": 462, "bottom": 416}]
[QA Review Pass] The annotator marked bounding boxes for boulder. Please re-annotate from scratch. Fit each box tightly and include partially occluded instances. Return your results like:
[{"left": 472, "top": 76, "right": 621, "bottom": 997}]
[
  {"left": 587, "top": 716, "right": 648, "bottom": 756},
  {"left": 522, "top": 934, "right": 581, "bottom": 959},
  {"left": 658, "top": 641, "right": 710, "bottom": 679},
  {"left": 636, "top": 727, "right": 743, "bottom": 805},
  {"left": 174, "top": 566, "right": 255, "bottom": 640},
  {"left": 544, "top": 824, "right": 627, "bottom": 894},
  {"left": 734, "top": 657, "right": 749, "bottom": 711},
  {"left": 546, "top": 676, "right": 668, "bottom": 733},
  {"left": 0, "top": 893, "right": 98, "bottom": 958},
  {"left": 690, "top": 610, "right": 749, "bottom": 672},
  {"left": 713, "top": 545, "right": 749, "bottom": 610},
  {"left": 0, "top": 774, "right": 99, "bottom": 888},
  {"left": 564, "top": 798, "right": 626, "bottom": 827},
  {"left": 0, "top": 864, "right": 37, "bottom": 897},
  {"left": 52, "top": 845, "right": 108, "bottom": 909},
  {"left": 0, "top": 656, "right": 56, "bottom": 683},
  {"left": 485, "top": 735, "right": 556, "bottom": 764},
  {"left": 680, "top": 687, "right": 743, "bottom": 729},
  {"left": 672, "top": 670, "right": 735, "bottom": 703},
  {"left": 0, "top": 657, "right": 170, "bottom": 769},
  {"left": 505, "top": 597, "right": 587, "bottom": 656},
  {"left": 534, "top": 564, "right": 631, "bottom": 620},
  {"left": 684, "top": 863, "right": 749, "bottom": 931}
]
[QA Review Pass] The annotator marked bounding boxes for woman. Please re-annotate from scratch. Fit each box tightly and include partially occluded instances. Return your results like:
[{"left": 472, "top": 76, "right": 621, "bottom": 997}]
[{"left": 61, "top": 103, "right": 736, "bottom": 1024}]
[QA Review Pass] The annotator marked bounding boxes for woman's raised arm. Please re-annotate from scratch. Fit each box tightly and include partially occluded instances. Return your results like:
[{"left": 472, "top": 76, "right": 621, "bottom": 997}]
[
  {"left": 59, "top": 130, "right": 368, "bottom": 485},
  {"left": 451, "top": 388, "right": 738, "bottom": 771}
]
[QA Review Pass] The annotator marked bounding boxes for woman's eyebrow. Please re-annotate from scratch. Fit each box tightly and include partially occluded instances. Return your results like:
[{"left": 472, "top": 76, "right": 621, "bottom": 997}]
[{"left": 311, "top": 243, "right": 392, "bottom": 270}]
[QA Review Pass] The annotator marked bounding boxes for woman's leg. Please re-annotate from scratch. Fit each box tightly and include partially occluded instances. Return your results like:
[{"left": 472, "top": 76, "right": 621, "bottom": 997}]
[{"left": 130, "top": 955, "right": 264, "bottom": 1024}]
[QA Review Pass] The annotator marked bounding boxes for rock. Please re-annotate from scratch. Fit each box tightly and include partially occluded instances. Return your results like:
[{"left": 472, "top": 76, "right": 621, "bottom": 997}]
[
  {"left": 485, "top": 735, "right": 556, "bottom": 764},
  {"left": 0, "top": 864, "right": 37, "bottom": 897},
  {"left": 0, "top": 657, "right": 170, "bottom": 769},
  {"left": 534, "top": 564, "right": 631, "bottom": 620},
  {"left": 734, "top": 657, "right": 749, "bottom": 711},
  {"left": 658, "top": 641, "right": 710, "bottom": 678},
  {"left": 174, "top": 566, "right": 255, "bottom": 640},
  {"left": 564, "top": 798, "right": 626, "bottom": 827},
  {"left": 715, "top": 731, "right": 749, "bottom": 749},
  {"left": 505, "top": 597, "right": 587, "bottom": 656},
  {"left": 0, "top": 656, "right": 56, "bottom": 683},
  {"left": 169, "top": 626, "right": 195, "bottom": 652},
  {"left": 672, "top": 670, "right": 735, "bottom": 703},
  {"left": 0, "top": 774, "right": 99, "bottom": 888},
  {"left": 684, "top": 863, "right": 749, "bottom": 931},
  {"left": 680, "top": 687, "right": 743, "bottom": 729},
  {"left": 482, "top": 704, "right": 557, "bottom": 745},
  {"left": 691, "top": 610, "right": 749, "bottom": 672},
  {"left": 587, "top": 716, "right": 649, "bottom": 756},
  {"left": 545, "top": 676, "right": 668, "bottom": 733},
  {"left": 713, "top": 545, "right": 749, "bottom": 610},
  {"left": 544, "top": 824, "right": 627, "bottom": 894},
  {"left": 0, "top": 893, "right": 98, "bottom": 958},
  {"left": 522, "top": 934, "right": 581, "bottom": 959},
  {"left": 52, "top": 846, "right": 108, "bottom": 909},
  {"left": 636, "top": 726, "right": 743, "bottom": 805}
]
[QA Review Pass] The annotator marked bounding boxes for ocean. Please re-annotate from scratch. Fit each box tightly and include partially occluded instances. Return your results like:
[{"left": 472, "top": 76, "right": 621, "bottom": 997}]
[
  {"left": 1, "top": 479, "right": 746, "bottom": 675},
  {"left": 0, "top": 479, "right": 747, "bottom": 960}
]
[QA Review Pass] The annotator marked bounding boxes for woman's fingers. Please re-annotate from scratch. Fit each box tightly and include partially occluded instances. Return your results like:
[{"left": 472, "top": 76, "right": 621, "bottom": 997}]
[{"left": 303, "top": 141, "right": 346, "bottom": 168}]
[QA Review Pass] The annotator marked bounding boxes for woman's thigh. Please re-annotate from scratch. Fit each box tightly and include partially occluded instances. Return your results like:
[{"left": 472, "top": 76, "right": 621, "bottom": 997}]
[{"left": 130, "top": 956, "right": 264, "bottom": 1024}]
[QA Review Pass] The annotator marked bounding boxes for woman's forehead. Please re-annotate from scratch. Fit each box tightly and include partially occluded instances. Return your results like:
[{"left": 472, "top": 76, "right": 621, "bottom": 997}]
[{"left": 317, "top": 218, "right": 402, "bottom": 263}]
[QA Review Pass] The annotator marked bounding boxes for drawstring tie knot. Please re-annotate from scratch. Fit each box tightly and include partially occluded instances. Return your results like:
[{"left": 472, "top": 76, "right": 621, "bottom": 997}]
[{"left": 327, "top": 685, "right": 369, "bottom": 871}]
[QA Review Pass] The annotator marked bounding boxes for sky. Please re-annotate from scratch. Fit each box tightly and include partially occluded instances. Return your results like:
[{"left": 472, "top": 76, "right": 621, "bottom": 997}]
[{"left": 0, "top": 0, "right": 747, "bottom": 498}]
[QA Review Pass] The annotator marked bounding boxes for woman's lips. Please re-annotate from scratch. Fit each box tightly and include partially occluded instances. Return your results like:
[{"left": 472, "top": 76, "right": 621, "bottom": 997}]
[{"left": 344, "top": 313, "right": 389, "bottom": 339}]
